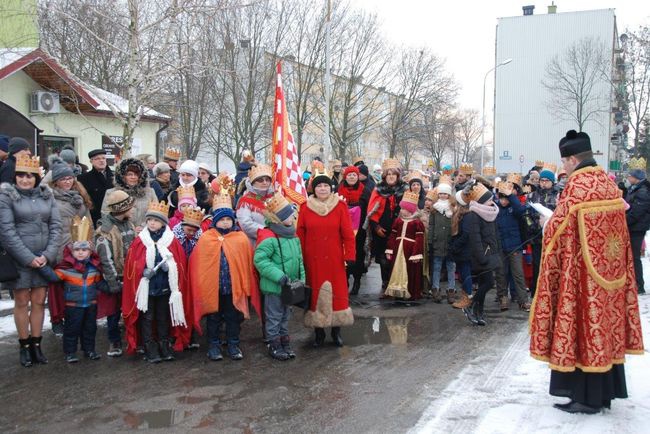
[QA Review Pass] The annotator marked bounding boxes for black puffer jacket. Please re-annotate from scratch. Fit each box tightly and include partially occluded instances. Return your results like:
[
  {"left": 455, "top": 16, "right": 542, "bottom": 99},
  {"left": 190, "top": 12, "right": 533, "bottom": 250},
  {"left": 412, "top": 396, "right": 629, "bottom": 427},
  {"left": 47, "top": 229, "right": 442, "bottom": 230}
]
[
  {"left": 463, "top": 208, "right": 500, "bottom": 273},
  {"left": 626, "top": 178, "right": 650, "bottom": 233}
]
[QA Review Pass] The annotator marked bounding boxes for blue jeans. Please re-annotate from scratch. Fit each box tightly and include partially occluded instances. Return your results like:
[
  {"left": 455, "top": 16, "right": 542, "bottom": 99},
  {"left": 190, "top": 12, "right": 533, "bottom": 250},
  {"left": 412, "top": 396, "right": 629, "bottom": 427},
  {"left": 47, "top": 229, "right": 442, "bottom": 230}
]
[
  {"left": 456, "top": 261, "right": 473, "bottom": 295},
  {"left": 64, "top": 304, "right": 97, "bottom": 354},
  {"left": 206, "top": 294, "right": 243, "bottom": 347},
  {"left": 430, "top": 255, "right": 456, "bottom": 290},
  {"left": 264, "top": 294, "right": 290, "bottom": 340}
]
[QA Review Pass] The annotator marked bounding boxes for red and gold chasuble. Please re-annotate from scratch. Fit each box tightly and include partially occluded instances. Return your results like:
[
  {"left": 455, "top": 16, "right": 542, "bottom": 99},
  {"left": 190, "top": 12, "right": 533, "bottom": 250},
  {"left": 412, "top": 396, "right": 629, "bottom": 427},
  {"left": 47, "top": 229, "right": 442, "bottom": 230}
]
[{"left": 530, "top": 165, "right": 644, "bottom": 372}]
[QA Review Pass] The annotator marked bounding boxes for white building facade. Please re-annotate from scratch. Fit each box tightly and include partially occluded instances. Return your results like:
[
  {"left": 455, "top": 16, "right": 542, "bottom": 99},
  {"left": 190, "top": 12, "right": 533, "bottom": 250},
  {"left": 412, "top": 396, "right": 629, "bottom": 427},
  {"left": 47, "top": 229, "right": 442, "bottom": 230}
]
[{"left": 493, "top": 8, "right": 620, "bottom": 174}]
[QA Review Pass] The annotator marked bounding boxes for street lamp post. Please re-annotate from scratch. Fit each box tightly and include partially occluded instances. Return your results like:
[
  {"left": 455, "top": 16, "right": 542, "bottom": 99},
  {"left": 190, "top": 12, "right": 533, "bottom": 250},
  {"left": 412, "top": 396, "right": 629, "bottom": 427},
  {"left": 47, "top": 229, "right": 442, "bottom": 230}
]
[{"left": 481, "top": 58, "right": 512, "bottom": 172}]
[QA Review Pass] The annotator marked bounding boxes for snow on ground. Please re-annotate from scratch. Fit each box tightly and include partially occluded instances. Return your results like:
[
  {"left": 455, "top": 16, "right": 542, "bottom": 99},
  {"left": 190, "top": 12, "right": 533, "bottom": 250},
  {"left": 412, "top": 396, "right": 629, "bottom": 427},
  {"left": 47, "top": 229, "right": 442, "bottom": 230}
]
[
  {"left": 0, "top": 308, "right": 50, "bottom": 339},
  {"left": 411, "top": 256, "right": 650, "bottom": 434}
]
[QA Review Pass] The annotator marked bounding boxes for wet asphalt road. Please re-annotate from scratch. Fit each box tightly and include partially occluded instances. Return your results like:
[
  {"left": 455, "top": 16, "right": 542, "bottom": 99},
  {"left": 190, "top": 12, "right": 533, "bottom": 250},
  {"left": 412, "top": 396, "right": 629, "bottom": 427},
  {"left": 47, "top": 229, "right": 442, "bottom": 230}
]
[{"left": 0, "top": 264, "right": 530, "bottom": 433}]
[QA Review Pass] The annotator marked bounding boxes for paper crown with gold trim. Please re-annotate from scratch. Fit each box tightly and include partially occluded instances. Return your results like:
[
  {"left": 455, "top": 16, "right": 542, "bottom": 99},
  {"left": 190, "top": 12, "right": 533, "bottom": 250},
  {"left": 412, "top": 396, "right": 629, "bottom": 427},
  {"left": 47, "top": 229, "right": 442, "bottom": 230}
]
[
  {"left": 248, "top": 163, "right": 273, "bottom": 182},
  {"left": 467, "top": 182, "right": 492, "bottom": 203},
  {"left": 263, "top": 192, "right": 295, "bottom": 224},
  {"left": 71, "top": 215, "right": 92, "bottom": 245},
  {"left": 15, "top": 155, "right": 41, "bottom": 174},
  {"left": 628, "top": 157, "right": 647, "bottom": 170},
  {"left": 506, "top": 173, "right": 522, "bottom": 186},
  {"left": 352, "top": 156, "right": 364, "bottom": 165},
  {"left": 542, "top": 162, "right": 557, "bottom": 173},
  {"left": 406, "top": 171, "right": 423, "bottom": 182},
  {"left": 425, "top": 188, "right": 438, "bottom": 201},
  {"left": 177, "top": 185, "right": 196, "bottom": 200},
  {"left": 182, "top": 206, "right": 204, "bottom": 228},
  {"left": 163, "top": 147, "right": 181, "bottom": 161},
  {"left": 459, "top": 163, "right": 474, "bottom": 175},
  {"left": 496, "top": 181, "right": 513, "bottom": 193},
  {"left": 482, "top": 166, "right": 497, "bottom": 177},
  {"left": 439, "top": 174, "right": 453, "bottom": 186},
  {"left": 212, "top": 192, "right": 232, "bottom": 210},
  {"left": 145, "top": 201, "right": 170, "bottom": 224},
  {"left": 535, "top": 160, "right": 545, "bottom": 167},
  {"left": 401, "top": 190, "right": 420, "bottom": 206},
  {"left": 381, "top": 158, "right": 402, "bottom": 172}
]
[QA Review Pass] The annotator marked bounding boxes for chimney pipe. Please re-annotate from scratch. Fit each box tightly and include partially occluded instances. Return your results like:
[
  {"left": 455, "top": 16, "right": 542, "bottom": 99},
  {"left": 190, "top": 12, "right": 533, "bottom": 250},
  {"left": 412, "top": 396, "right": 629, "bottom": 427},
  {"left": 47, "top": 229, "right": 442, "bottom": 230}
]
[
  {"left": 548, "top": 2, "right": 557, "bottom": 14},
  {"left": 523, "top": 5, "right": 535, "bottom": 16}
]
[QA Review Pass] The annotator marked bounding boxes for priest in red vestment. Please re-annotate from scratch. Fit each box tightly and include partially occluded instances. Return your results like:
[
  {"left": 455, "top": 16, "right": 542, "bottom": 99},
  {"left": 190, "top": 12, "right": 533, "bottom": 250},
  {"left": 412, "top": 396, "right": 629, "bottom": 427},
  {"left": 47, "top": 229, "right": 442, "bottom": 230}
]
[{"left": 530, "top": 130, "right": 644, "bottom": 414}]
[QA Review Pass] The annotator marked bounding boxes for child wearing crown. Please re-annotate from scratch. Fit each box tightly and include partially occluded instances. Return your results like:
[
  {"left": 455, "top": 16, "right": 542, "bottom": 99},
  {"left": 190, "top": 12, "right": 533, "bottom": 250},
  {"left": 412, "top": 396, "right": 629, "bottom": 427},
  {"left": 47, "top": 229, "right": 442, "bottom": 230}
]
[
  {"left": 172, "top": 205, "right": 204, "bottom": 259},
  {"left": 169, "top": 186, "right": 197, "bottom": 229},
  {"left": 385, "top": 191, "right": 426, "bottom": 301},
  {"left": 122, "top": 201, "right": 190, "bottom": 363},
  {"left": 189, "top": 193, "right": 253, "bottom": 361}
]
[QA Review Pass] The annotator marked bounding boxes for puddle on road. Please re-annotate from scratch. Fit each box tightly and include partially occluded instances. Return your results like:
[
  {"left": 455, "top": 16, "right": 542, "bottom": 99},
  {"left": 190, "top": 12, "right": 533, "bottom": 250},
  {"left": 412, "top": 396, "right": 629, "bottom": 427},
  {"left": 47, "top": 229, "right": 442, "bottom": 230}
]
[
  {"left": 343, "top": 317, "right": 412, "bottom": 346},
  {"left": 123, "top": 409, "right": 181, "bottom": 429}
]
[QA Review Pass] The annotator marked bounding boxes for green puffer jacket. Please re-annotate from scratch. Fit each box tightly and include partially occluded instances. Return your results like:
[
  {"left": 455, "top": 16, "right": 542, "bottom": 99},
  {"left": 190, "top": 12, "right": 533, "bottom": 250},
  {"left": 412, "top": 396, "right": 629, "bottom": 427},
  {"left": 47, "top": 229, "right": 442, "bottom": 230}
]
[{"left": 254, "top": 229, "right": 305, "bottom": 296}]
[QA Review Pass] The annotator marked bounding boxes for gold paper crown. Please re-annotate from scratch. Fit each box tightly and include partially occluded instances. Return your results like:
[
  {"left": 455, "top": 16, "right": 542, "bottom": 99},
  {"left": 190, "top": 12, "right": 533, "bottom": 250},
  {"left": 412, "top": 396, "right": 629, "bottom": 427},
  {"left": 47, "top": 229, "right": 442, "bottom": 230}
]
[
  {"left": 248, "top": 163, "right": 273, "bottom": 182},
  {"left": 311, "top": 160, "right": 325, "bottom": 172},
  {"left": 147, "top": 200, "right": 170, "bottom": 216},
  {"left": 482, "top": 166, "right": 497, "bottom": 176},
  {"left": 71, "top": 216, "right": 92, "bottom": 242},
  {"left": 468, "top": 182, "right": 490, "bottom": 203},
  {"left": 497, "top": 181, "right": 513, "bottom": 193},
  {"left": 265, "top": 192, "right": 291, "bottom": 215},
  {"left": 442, "top": 167, "right": 454, "bottom": 176},
  {"left": 459, "top": 163, "right": 474, "bottom": 175},
  {"left": 212, "top": 192, "right": 232, "bottom": 210},
  {"left": 352, "top": 156, "right": 364, "bottom": 165},
  {"left": 425, "top": 188, "right": 438, "bottom": 201},
  {"left": 406, "top": 171, "right": 423, "bottom": 182},
  {"left": 535, "top": 160, "right": 545, "bottom": 167},
  {"left": 164, "top": 147, "right": 181, "bottom": 160},
  {"left": 182, "top": 206, "right": 204, "bottom": 227},
  {"left": 216, "top": 172, "right": 234, "bottom": 194},
  {"left": 15, "top": 155, "right": 40, "bottom": 174},
  {"left": 522, "top": 185, "right": 532, "bottom": 194},
  {"left": 329, "top": 159, "right": 342, "bottom": 167},
  {"left": 506, "top": 173, "right": 522, "bottom": 186},
  {"left": 438, "top": 174, "right": 453, "bottom": 186},
  {"left": 628, "top": 157, "right": 647, "bottom": 170},
  {"left": 542, "top": 162, "right": 557, "bottom": 173},
  {"left": 402, "top": 190, "right": 420, "bottom": 205},
  {"left": 176, "top": 185, "right": 196, "bottom": 201},
  {"left": 381, "top": 158, "right": 401, "bottom": 172}
]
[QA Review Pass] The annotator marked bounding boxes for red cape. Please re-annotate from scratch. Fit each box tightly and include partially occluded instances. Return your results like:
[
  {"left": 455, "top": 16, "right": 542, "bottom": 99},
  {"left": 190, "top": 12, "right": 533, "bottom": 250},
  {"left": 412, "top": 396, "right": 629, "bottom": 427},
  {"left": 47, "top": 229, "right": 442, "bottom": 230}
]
[{"left": 121, "top": 235, "right": 192, "bottom": 354}]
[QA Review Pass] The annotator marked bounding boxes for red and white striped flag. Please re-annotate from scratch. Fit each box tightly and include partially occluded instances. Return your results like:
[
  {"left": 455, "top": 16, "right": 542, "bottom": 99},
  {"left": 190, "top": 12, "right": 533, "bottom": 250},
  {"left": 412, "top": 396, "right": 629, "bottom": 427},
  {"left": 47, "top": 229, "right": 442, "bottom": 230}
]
[{"left": 272, "top": 62, "right": 307, "bottom": 205}]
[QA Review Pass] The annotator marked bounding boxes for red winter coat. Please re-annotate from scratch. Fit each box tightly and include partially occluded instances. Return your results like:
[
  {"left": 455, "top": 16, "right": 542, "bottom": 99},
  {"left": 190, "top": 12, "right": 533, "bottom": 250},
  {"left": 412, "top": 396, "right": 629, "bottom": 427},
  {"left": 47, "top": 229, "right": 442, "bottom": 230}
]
[{"left": 297, "top": 197, "right": 356, "bottom": 313}]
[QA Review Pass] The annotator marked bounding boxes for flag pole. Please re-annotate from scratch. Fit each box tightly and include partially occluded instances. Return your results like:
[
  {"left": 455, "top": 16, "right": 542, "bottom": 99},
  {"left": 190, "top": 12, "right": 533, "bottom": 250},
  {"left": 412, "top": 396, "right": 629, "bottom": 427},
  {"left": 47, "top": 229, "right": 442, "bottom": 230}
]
[{"left": 324, "top": 0, "right": 332, "bottom": 161}]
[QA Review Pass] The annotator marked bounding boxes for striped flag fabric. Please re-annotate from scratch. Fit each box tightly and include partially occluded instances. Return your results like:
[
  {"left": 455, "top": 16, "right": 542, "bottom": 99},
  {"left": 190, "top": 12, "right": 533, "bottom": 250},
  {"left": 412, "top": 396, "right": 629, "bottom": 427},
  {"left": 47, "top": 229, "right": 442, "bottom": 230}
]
[{"left": 272, "top": 61, "right": 307, "bottom": 205}]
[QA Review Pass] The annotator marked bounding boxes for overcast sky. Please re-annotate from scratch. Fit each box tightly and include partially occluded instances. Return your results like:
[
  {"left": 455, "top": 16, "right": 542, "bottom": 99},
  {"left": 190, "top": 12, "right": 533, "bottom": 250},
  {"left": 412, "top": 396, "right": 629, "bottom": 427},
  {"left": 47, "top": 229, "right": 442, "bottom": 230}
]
[{"left": 349, "top": 0, "right": 650, "bottom": 112}]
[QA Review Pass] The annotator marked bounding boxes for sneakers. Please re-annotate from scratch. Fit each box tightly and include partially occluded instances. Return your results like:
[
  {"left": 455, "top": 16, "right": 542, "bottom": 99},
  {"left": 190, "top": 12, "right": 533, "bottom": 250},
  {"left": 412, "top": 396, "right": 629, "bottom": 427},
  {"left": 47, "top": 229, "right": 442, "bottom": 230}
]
[
  {"left": 268, "top": 338, "right": 290, "bottom": 361},
  {"left": 107, "top": 342, "right": 123, "bottom": 357},
  {"left": 84, "top": 351, "right": 101, "bottom": 360},
  {"left": 144, "top": 342, "right": 162, "bottom": 364},
  {"left": 65, "top": 353, "right": 79, "bottom": 363},
  {"left": 207, "top": 345, "right": 223, "bottom": 361},
  {"left": 227, "top": 344, "right": 244, "bottom": 361},
  {"left": 52, "top": 322, "right": 64, "bottom": 338},
  {"left": 519, "top": 301, "right": 531, "bottom": 312},
  {"left": 280, "top": 336, "right": 296, "bottom": 358}
]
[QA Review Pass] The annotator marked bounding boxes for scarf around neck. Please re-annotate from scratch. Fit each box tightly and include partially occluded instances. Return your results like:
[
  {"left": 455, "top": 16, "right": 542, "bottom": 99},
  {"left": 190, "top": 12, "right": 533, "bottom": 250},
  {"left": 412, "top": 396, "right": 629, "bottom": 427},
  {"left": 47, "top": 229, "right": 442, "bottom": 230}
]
[
  {"left": 469, "top": 200, "right": 499, "bottom": 222},
  {"left": 433, "top": 199, "right": 453, "bottom": 218},
  {"left": 269, "top": 222, "right": 297, "bottom": 238},
  {"left": 306, "top": 194, "right": 340, "bottom": 216}
]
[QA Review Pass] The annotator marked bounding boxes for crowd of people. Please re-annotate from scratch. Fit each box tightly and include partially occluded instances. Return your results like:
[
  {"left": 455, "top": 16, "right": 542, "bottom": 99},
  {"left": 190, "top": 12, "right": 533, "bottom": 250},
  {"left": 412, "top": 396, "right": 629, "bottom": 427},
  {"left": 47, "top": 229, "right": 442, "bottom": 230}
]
[{"left": 0, "top": 131, "right": 646, "bottom": 415}]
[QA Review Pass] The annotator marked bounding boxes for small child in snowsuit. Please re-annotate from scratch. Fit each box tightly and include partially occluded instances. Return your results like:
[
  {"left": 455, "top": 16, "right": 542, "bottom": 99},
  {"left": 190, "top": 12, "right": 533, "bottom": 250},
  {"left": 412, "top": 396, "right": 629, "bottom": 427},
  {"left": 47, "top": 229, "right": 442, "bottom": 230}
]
[
  {"left": 54, "top": 240, "right": 109, "bottom": 363},
  {"left": 428, "top": 179, "right": 456, "bottom": 303},
  {"left": 254, "top": 193, "right": 305, "bottom": 361}
]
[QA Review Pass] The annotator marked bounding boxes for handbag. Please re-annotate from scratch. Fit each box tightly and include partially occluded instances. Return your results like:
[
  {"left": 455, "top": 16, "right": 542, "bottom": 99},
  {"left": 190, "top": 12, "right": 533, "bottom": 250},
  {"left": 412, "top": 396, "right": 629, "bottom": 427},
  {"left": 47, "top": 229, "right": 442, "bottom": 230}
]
[
  {"left": 275, "top": 236, "right": 311, "bottom": 309},
  {"left": 0, "top": 247, "right": 19, "bottom": 283}
]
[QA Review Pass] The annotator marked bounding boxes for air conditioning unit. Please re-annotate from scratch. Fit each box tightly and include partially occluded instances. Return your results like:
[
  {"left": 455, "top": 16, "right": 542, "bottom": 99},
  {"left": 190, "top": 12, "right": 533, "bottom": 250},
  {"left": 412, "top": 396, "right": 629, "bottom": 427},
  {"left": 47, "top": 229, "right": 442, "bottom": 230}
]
[{"left": 30, "top": 91, "right": 60, "bottom": 113}]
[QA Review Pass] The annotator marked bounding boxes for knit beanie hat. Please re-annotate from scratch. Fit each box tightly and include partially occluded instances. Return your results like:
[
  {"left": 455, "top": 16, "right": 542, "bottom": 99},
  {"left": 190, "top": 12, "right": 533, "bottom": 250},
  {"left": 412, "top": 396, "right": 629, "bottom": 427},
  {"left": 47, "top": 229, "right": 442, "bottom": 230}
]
[
  {"left": 212, "top": 207, "right": 236, "bottom": 225},
  {"left": 179, "top": 160, "right": 199, "bottom": 178},
  {"left": 106, "top": 190, "right": 135, "bottom": 214},
  {"left": 0, "top": 134, "right": 9, "bottom": 153},
  {"left": 145, "top": 201, "right": 170, "bottom": 225},
  {"left": 539, "top": 169, "right": 556, "bottom": 183},
  {"left": 153, "top": 162, "right": 171, "bottom": 177},
  {"left": 50, "top": 156, "right": 74, "bottom": 182},
  {"left": 8, "top": 137, "right": 30, "bottom": 155},
  {"left": 399, "top": 191, "right": 419, "bottom": 214},
  {"left": 358, "top": 164, "right": 370, "bottom": 177},
  {"left": 629, "top": 169, "right": 646, "bottom": 181},
  {"left": 59, "top": 148, "right": 77, "bottom": 165},
  {"left": 71, "top": 240, "right": 92, "bottom": 250},
  {"left": 437, "top": 182, "right": 452, "bottom": 195},
  {"left": 343, "top": 165, "right": 360, "bottom": 178}
]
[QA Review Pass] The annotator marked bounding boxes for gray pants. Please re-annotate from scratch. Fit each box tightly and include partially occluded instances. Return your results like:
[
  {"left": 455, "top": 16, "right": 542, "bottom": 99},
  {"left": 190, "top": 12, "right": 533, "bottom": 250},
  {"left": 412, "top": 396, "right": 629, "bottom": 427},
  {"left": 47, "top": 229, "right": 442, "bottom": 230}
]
[
  {"left": 495, "top": 250, "right": 529, "bottom": 304},
  {"left": 264, "top": 294, "right": 290, "bottom": 340}
]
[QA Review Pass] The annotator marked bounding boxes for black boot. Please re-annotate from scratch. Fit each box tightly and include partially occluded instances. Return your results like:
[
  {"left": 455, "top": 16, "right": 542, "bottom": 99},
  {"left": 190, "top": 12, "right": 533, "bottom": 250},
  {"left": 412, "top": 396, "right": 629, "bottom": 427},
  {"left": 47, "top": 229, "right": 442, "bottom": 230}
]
[
  {"left": 268, "top": 337, "right": 289, "bottom": 361},
  {"left": 476, "top": 300, "right": 487, "bottom": 326},
  {"left": 331, "top": 327, "right": 344, "bottom": 347},
  {"left": 351, "top": 274, "right": 361, "bottom": 296},
  {"left": 19, "top": 338, "right": 32, "bottom": 367},
  {"left": 29, "top": 336, "right": 48, "bottom": 364},
  {"left": 159, "top": 340, "right": 175, "bottom": 361},
  {"left": 144, "top": 341, "right": 162, "bottom": 363},
  {"left": 462, "top": 302, "right": 480, "bottom": 325},
  {"left": 313, "top": 328, "right": 326, "bottom": 348}
]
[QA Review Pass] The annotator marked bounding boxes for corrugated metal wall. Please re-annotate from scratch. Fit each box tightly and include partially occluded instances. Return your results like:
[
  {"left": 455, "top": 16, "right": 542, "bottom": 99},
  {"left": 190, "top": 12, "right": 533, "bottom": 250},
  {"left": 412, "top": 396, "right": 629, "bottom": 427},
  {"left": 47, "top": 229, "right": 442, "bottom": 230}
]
[{"left": 494, "top": 9, "right": 615, "bottom": 174}]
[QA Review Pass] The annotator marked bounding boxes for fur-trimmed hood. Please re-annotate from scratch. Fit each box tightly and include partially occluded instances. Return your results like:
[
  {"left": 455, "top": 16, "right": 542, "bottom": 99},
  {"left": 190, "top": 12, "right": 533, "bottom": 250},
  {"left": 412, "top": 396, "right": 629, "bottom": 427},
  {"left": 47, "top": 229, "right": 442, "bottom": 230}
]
[
  {"left": 114, "top": 158, "right": 149, "bottom": 198},
  {"left": 0, "top": 182, "right": 53, "bottom": 201}
]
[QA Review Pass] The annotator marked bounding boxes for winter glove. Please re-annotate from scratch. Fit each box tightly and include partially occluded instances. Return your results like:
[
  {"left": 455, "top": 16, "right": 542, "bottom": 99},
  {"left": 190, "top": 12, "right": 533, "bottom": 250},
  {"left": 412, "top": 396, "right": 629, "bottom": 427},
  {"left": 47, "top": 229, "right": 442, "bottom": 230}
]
[
  {"left": 278, "top": 275, "right": 290, "bottom": 288},
  {"left": 143, "top": 268, "right": 155, "bottom": 279},
  {"left": 108, "top": 280, "right": 122, "bottom": 294},
  {"left": 160, "top": 262, "right": 169, "bottom": 273},
  {"left": 345, "top": 260, "right": 355, "bottom": 268},
  {"left": 96, "top": 280, "right": 111, "bottom": 294}
]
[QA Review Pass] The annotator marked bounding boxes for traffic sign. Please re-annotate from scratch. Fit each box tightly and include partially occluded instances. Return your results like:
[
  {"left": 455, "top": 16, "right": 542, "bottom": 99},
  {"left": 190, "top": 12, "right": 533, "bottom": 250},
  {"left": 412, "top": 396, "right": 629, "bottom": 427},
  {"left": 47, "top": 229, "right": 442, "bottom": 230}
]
[{"left": 519, "top": 155, "right": 525, "bottom": 163}]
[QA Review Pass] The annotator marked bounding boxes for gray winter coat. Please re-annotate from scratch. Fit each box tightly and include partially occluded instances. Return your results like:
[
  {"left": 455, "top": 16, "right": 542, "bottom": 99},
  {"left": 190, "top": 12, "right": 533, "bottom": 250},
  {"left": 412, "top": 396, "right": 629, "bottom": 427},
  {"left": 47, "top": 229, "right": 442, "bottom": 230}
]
[
  {"left": 0, "top": 183, "right": 62, "bottom": 289},
  {"left": 52, "top": 187, "right": 93, "bottom": 264}
]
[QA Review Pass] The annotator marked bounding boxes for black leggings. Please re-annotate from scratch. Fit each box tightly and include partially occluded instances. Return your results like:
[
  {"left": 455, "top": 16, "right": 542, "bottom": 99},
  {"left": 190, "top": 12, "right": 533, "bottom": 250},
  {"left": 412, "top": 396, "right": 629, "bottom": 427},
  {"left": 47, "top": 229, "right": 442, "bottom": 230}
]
[{"left": 473, "top": 269, "right": 495, "bottom": 305}]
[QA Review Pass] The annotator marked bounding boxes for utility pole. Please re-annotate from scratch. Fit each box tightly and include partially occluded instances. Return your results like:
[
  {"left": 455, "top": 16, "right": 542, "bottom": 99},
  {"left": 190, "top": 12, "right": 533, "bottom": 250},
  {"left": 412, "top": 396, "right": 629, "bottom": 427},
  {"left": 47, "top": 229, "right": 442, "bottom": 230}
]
[{"left": 324, "top": 0, "right": 332, "bottom": 161}]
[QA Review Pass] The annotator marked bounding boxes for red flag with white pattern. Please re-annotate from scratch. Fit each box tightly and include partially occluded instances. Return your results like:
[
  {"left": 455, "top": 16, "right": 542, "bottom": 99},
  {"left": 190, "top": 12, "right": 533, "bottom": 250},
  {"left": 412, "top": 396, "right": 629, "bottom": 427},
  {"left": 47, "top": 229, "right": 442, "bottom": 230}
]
[{"left": 272, "top": 62, "right": 307, "bottom": 205}]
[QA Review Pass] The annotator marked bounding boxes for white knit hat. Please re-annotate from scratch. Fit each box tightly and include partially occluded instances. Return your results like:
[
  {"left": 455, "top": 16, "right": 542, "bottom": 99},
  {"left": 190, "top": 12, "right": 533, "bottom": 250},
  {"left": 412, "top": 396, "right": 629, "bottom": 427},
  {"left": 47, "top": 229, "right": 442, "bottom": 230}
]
[
  {"left": 455, "top": 190, "right": 467, "bottom": 206},
  {"left": 437, "top": 183, "right": 452, "bottom": 195},
  {"left": 178, "top": 160, "right": 199, "bottom": 178}
]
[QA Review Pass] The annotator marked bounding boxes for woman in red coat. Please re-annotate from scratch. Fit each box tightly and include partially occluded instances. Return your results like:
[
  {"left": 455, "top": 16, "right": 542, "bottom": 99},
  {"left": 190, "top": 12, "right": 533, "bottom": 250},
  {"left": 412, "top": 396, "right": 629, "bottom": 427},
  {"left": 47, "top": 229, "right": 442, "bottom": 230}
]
[{"left": 297, "top": 171, "right": 356, "bottom": 347}]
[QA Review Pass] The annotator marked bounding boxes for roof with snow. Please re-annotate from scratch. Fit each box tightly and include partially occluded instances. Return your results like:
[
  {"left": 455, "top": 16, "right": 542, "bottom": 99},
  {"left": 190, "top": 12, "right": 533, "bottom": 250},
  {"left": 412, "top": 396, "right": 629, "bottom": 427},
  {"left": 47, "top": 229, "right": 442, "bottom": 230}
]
[{"left": 0, "top": 47, "right": 170, "bottom": 122}]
